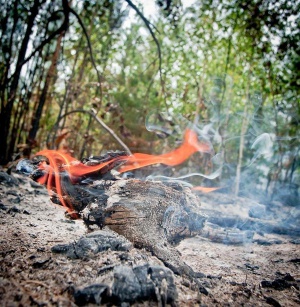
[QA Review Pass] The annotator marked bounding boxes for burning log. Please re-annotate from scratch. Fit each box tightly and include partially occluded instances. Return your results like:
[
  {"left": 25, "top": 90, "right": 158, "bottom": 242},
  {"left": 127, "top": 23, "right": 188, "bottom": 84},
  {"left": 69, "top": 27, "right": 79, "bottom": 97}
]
[{"left": 80, "top": 178, "right": 206, "bottom": 276}]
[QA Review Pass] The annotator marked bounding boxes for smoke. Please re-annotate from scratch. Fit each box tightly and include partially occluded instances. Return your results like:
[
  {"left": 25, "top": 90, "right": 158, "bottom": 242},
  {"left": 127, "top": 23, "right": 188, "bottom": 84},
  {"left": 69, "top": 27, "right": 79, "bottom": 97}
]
[{"left": 139, "top": 74, "right": 300, "bottom": 242}]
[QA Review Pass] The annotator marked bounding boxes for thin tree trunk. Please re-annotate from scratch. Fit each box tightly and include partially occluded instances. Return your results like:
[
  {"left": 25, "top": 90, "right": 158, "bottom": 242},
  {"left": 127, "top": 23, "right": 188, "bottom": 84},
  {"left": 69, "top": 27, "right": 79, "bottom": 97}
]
[
  {"left": 0, "top": 0, "right": 41, "bottom": 164},
  {"left": 218, "top": 13, "right": 239, "bottom": 180},
  {"left": 27, "top": 32, "right": 64, "bottom": 155},
  {"left": 267, "top": 66, "right": 284, "bottom": 200},
  {"left": 234, "top": 99, "right": 249, "bottom": 196},
  {"left": 234, "top": 52, "right": 254, "bottom": 196},
  {"left": 17, "top": 49, "right": 44, "bottom": 147}
]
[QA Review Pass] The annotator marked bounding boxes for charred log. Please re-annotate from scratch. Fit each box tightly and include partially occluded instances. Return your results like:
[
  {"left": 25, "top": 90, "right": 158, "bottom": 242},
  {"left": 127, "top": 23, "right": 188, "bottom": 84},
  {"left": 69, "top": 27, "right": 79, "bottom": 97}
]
[
  {"left": 67, "top": 178, "right": 206, "bottom": 277},
  {"left": 17, "top": 157, "right": 206, "bottom": 278}
]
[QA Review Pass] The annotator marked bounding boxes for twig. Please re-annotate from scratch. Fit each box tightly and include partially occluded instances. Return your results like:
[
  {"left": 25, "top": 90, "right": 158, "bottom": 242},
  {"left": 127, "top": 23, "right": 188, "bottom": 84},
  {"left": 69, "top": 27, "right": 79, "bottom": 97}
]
[
  {"left": 53, "top": 108, "right": 132, "bottom": 155},
  {"left": 90, "top": 108, "right": 132, "bottom": 155}
]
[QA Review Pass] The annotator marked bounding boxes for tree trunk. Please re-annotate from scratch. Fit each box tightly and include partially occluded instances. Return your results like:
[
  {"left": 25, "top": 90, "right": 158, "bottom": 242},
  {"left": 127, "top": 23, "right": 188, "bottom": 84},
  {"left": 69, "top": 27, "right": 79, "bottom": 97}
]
[
  {"left": 234, "top": 55, "right": 253, "bottom": 196},
  {"left": 26, "top": 32, "right": 64, "bottom": 155},
  {"left": 234, "top": 101, "right": 249, "bottom": 196},
  {"left": 0, "top": 0, "right": 41, "bottom": 164}
]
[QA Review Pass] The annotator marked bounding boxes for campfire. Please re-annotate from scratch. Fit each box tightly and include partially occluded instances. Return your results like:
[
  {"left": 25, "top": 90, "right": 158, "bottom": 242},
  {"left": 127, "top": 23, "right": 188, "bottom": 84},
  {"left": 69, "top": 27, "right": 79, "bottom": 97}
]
[
  {"left": 2, "top": 126, "right": 298, "bottom": 306},
  {"left": 16, "top": 128, "right": 216, "bottom": 275}
]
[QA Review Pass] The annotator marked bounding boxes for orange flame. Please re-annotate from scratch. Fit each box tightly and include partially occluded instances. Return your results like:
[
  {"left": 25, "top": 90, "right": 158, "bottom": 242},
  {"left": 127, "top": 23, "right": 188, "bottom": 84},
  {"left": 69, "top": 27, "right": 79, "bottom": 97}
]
[
  {"left": 192, "top": 186, "right": 220, "bottom": 193},
  {"left": 119, "top": 129, "right": 212, "bottom": 172},
  {"left": 35, "top": 129, "right": 214, "bottom": 214}
]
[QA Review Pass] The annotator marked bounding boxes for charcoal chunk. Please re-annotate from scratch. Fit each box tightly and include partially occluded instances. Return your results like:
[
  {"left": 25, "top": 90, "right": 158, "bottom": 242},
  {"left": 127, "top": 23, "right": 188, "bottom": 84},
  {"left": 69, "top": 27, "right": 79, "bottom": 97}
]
[
  {"left": 261, "top": 274, "right": 298, "bottom": 291},
  {"left": 6, "top": 190, "right": 19, "bottom": 196},
  {"left": 289, "top": 258, "right": 300, "bottom": 263},
  {"left": 8, "top": 206, "right": 21, "bottom": 214},
  {"left": 22, "top": 209, "right": 30, "bottom": 215},
  {"left": 111, "top": 264, "right": 178, "bottom": 304},
  {"left": 51, "top": 230, "right": 132, "bottom": 259},
  {"left": 245, "top": 263, "right": 259, "bottom": 271},
  {"left": 112, "top": 266, "right": 141, "bottom": 303},
  {"left": 74, "top": 284, "right": 109, "bottom": 306},
  {"left": 0, "top": 171, "right": 18, "bottom": 186},
  {"left": 290, "top": 238, "right": 300, "bottom": 244},
  {"left": 265, "top": 296, "right": 282, "bottom": 307},
  {"left": 32, "top": 257, "right": 51, "bottom": 268},
  {"left": 197, "top": 283, "right": 209, "bottom": 295},
  {"left": 0, "top": 202, "right": 8, "bottom": 211}
]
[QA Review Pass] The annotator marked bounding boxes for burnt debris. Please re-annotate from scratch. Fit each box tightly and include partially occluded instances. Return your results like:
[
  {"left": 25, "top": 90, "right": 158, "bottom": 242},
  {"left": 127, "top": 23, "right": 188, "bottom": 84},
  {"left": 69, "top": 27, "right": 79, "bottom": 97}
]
[
  {"left": 0, "top": 171, "right": 19, "bottom": 186},
  {"left": 73, "top": 264, "right": 177, "bottom": 306},
  {"left": 12, "top": 153, "right": 300, "bottom": 305},
  {"left": 2, "top": 156, "right": 300, "bottom": 306},
  {"left": 51, "top": 230, "right": 132, "bottom": 259},
  {"left": 261, "top": 273, "right": 299, "bottom": 291}
]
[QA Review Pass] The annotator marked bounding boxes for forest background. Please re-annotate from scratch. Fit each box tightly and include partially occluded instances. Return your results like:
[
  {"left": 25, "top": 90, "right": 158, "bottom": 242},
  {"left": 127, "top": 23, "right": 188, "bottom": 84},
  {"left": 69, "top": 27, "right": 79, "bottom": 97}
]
[{"left": 0, "top": 0, "right": 299, "bottom": 204}]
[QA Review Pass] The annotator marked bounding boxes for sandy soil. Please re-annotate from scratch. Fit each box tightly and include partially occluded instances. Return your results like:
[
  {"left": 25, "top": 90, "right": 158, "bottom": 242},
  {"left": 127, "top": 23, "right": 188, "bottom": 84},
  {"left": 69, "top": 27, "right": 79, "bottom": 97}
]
[{"left": 0, "top": 172, "right": 299, "bottom": 306}]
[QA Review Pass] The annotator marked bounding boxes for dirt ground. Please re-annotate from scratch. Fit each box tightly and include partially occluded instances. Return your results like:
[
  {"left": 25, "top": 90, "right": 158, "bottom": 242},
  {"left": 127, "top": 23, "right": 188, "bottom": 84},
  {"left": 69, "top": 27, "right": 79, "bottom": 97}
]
[{"left": 0, "top": 172, "right": 299, "bottom": 306}]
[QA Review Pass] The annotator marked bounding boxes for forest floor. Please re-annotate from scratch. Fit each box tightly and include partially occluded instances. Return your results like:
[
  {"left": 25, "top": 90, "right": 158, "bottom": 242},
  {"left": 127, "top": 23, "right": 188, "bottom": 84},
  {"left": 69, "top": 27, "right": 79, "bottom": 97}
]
[{"left": 0, "top": 171, "right": 300, "bottom": 306}]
